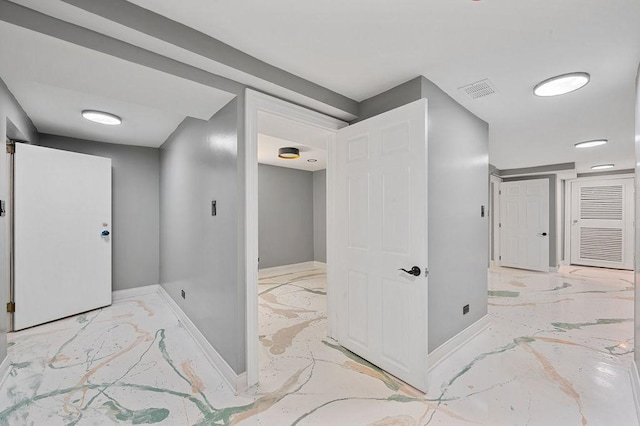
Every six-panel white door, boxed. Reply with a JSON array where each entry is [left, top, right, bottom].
[[14, 143, 112, 330], [499, 179, 549, 272], [335, 99, 428, 392]]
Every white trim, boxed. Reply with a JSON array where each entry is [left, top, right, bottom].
[[258, 261, 324, 277], [630, 361, 640, 421], [0, 355, 11, 389], [244, 89, 347, 388], [155, 286, 248, 394], [112, 284, 161, 301], [111, 285, 247, 394], [549, 267, 558, 273], [490, 175, 502, 267], [427, 315, 491, 373]]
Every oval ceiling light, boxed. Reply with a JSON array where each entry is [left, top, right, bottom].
[[533, 72, 590, 97], [82, 110, 122, 125], [307, 159, 317, 163], [591, 164, 614, 170], [575, 139, 607, 149], [278, 147, 300, 159]]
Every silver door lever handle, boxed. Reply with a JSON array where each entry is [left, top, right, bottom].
[[399, 266, 421, 276]]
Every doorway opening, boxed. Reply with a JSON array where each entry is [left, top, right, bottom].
[[244, 89, 346, 387]]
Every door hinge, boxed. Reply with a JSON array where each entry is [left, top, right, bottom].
[[499, 223, 502, 228], [6, 143, 14, 154], [499, 190, 502, 195], [499, 256, 502, 260], [6, 301, 15, 313]]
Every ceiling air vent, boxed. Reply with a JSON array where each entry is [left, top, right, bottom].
[[459, 79, 497, 99]]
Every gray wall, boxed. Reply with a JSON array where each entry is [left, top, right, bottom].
[[357, 76, 490, 352], [0, 78, 39, 366], [160, 98, 245, 374], [420, 77, 490, 352], [258, 164, 314, 269], [313, 169, 327, 263], [37, 134, 160, 290], [634, 64, 640, 368], [501, 174, 558, 269]]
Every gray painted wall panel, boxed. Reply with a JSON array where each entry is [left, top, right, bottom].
[[160, 99, 244, 374], [313, 169, 327, 263], [0, 78, 39, 365], [258, 164, 314, 269], [420, 77, 490, 352], [37, 134, 160, 290]]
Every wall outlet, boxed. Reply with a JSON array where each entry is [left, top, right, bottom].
[[463, 304, 470, 315], [181, 289, 186, 299]]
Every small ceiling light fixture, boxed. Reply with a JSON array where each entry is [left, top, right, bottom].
[[575, 139, 607, 149], [307, 159, 317, 163], [278, 147, 300, 159], [533, 72, 590, 97], [591, 164, 614, 170], [82, 110, 122, 125]]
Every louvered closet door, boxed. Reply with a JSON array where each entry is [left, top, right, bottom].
[[570, 178, 634, 270]]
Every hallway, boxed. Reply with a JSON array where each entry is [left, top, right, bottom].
[[0, 264, 636, 425]]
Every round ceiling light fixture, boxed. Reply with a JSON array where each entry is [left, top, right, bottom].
[[533, 72, 590, 97], [82, 110, 122, 125], [278, 147, 300, 159], [591, 164, 614, 170], [574, 139, 607, 149]]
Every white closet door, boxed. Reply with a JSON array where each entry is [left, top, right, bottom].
[[14, 143, 112, 330], [570, 178, 633, 270], [499, 179, 549, 272], [335, 99, 428, 392]]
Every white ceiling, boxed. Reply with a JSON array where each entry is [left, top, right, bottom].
[[257, 134, 326, 172], [257, 110, 330, 172], [0, 20, 234, 147], [125, 0, 640, 173], [2, 0, 640, 172]]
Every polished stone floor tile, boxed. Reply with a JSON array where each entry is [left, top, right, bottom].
[[0, 264, 637, 425]]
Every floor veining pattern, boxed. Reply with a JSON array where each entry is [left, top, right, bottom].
[[0, 265, 637, 425]]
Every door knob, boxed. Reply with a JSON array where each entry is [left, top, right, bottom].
[[399, 266, 421, 277], [101, 230, 110, 236], [538, 232, 547, 237]]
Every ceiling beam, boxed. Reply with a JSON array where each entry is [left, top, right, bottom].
[[60, 0, 359, 117], [0, 0, 247, 95]]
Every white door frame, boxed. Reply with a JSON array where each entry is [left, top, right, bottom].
[[244, 89, 347, 387], [490, 175, 502, 267], [564, 173, 635, 268]]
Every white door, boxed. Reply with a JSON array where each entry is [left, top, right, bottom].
[[570, 178, 634, 270], [335, 99, 428, 391], [13, 143, 112, 330], [499, 179, 549, 272]]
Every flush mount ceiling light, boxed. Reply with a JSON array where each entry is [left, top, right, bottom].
[[278, 147, 300, 159], [591, 164, 614, 170], [82, 110, 122, 125], [533, 72, 590, 97], [575, 139, 607, 149]]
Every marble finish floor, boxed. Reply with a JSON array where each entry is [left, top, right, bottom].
[[0, 264, 637, 425]]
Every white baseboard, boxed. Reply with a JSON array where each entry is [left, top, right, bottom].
[[111, 285, 247, 394], [630, 361, 640, 422], [155, 286, 247, 394], [112, 284, 161, 301], [259, 260, 325, 277], [0, 355, 11, 389], [549, 266, 559, 273], [428, 315, 491, 373]]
